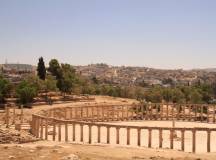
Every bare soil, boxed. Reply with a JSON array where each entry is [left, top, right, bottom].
[[0, 141, 215, 160]]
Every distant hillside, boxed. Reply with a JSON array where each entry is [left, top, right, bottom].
[[201, 68, 216, 72], [1, 64, 36, 72]]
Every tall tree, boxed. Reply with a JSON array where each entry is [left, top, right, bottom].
[[48, 59, 62, 79], [57, 64, 77, 96], [37, 57, 46, 80]]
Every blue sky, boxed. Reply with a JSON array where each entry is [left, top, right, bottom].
[[0, 0, 216, 69]]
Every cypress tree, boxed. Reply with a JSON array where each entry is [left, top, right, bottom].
[[37, 57, 46, 80]]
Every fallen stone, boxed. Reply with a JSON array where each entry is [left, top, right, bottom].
[[36, 145, 44, 150], [61, 154, 79, 160], [29, 150, 34, 153], [8, 156, 16, 159], [52, 149, 59, 153]]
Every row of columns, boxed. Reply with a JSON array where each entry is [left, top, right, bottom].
[[32, 115, 213, 153], [48, 104, 216, 123]]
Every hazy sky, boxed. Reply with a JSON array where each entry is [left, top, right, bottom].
[[0, 0, 216, 69]]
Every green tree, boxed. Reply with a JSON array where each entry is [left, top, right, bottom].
[[134, 87, 145, 100], [144, 86, 163, 103], [48, 59, 62, 79], [25, 75, 45, 92], [0, 76, 12, 103], [57, 64, 77, 96], [171, 88, 185, 103], [189, 90, 203, 104], [162, 88, 173, 102], [37, 57, 46, 80], [44, 75, 58, 93], [16, 80, 37, 106]]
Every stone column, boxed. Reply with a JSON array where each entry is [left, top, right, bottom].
[[156, 104, 160, 120], [214, 105, 216, 123], [159, 129, 163, 148], [36, 117, 40, 138], [81, 107, 83, 119], [170, 129, 174, 149], [183, 105, 186, 120], [12, 106, 15, 124], [40, 118, 43, 139], [5, 105, 9, 128], [127, 127, 130, 145], [65, 123, 68, 142], [89, 125, 92, 144], [207, 105, 209, 123], [75, 107, 77, 119], [58, 123, 61, 141], [148, 129, 152, 148], [101, 106, 104, 121], [31, 115, 35, 135], [98, 126, 101, 143], [73, 123, 76, 141], [64, 108, 67, 120], [141, 105, 144, 120], [97, 106, 99, 121], [70, 108, 73, 119], [86, 107, 89, 118], [195, 105, 198, 121], [45, 119, 48, 140], [188, 105, 191, 121], [175, 105, 178, 120], [53, 122, 56, 141], [201, 105, 204, 122], [150, 103, 153, 120], [116, 127, 120, 144], [21, 105, 24, 124], [137, 128, 141, 146], [80, 124, 83, 142], [126, 106, 129, 120], [116, 107, 119, 120], [112, 106, 115, 121], [192, 129, 196, 153], [166, 104, 169, 120], [171, 104, 174, 122], [207, 130, 211, 152], [107, 106, 109, 121], [136, 105, 139, 120], [122, 106, 124, 120], [160, 104, 163, 120], [181, 129, 185, 151], [107, 126, 110, 144]]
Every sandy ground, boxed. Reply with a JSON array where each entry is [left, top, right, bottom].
[[0, 141, 216, 160]]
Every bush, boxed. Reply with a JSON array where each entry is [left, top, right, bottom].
[[16, 80, 37, 105]]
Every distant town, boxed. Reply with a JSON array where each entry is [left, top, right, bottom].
[[1, 63, 216, 87]]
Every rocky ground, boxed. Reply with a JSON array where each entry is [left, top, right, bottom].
[[0, 128, 38, 144]]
